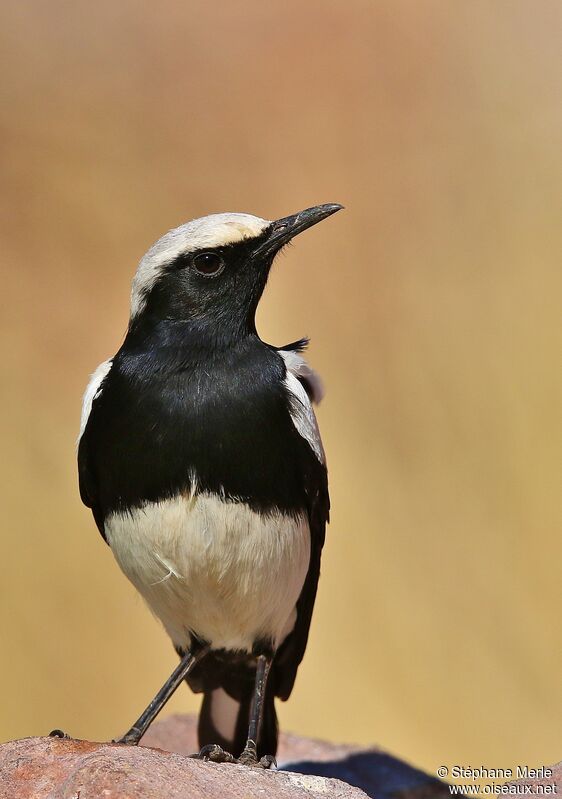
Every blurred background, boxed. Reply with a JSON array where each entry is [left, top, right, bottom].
[[1, 0, 560, 782]]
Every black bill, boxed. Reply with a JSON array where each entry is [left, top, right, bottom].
[[251, 203, 343, 260]]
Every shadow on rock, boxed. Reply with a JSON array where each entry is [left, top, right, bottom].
[[283, 751, 450, 799]]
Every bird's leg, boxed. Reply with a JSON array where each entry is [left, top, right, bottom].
[[113, 643, 208, 745], [238, 653, 275, 769]]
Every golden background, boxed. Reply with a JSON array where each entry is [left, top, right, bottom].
[[1, 0, 560, 779]]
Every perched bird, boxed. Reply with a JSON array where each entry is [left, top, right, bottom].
[[77, 203, 341, 766]]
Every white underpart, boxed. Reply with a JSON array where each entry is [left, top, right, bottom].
[[210, 687, 240, 742], [279, 352, 326, 465], [130, 213, 271, 318], [104, 493, 311, 652], [78, 358, 113, 440]]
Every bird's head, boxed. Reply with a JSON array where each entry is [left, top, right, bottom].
[[128, 204, 342, 345]]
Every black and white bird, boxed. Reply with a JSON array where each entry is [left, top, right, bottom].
[[76, 203, 341, 766]]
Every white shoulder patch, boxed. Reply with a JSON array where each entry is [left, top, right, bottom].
[[278, 349, 324, 404], [79, 359, 113, 441], [279, 350, 326, 464]]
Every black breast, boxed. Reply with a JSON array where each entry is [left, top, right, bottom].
[[80, 336, 309, 521]]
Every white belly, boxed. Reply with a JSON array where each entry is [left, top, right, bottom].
[[104, 493, 311, 652]]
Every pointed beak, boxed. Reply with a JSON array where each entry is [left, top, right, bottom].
[[251, 203, 343, 260]]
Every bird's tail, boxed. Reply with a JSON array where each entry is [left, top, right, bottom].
[[198, 685, 278, 760]]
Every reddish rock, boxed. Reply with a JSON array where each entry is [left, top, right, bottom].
[[2, 715, 557, 799], [142, 714, 453, 799], [507, 762, 562, 793], [0, 733, 369, 799]]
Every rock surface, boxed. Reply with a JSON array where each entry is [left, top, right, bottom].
[[0, 735, 368, 799], [142, 714, 452, 799], [0, 714, 558, 799], [508, 762, 562, 793]]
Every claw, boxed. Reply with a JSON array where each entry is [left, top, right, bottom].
[[49, 729, 70, 739], [112, 727, 142, 746], [192, 743, 237, 764], [189, 742, 275, 769], [238, 744, 276, 769]]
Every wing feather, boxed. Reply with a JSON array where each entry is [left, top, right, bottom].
[[273, 347, 330, 699], [78, 359, 112, 541]]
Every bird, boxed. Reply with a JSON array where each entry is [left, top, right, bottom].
[[76, 203, 342, 766]]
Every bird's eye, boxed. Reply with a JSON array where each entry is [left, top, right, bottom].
[[193, 252, 224, 276]]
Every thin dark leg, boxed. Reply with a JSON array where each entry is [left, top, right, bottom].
[[239, 654, 273, 766], [114, 644, 208, 745]]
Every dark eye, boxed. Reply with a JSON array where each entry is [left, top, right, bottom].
[[193, 252, 224, 276]]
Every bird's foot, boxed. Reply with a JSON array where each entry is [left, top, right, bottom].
[[49, 729, 71, 740], [238, 741, 276, 769], [190, 742, 275, 769], [112, 730, 142, 745], [191, 744, 238, 764]]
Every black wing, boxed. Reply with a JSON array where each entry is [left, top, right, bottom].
[[78, 426, 107, 541], [273, 466, 329, 700], [271, 368, 330, 701], [78, 363, 113, 542]]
